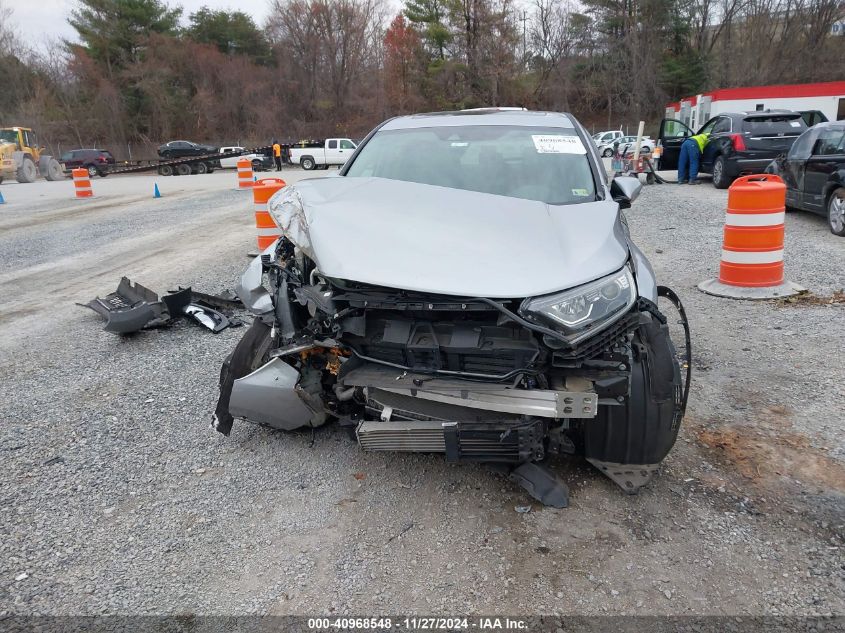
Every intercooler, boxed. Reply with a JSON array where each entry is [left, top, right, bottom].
[[356, 418, 546, 463], [356, 421, 446, 452]]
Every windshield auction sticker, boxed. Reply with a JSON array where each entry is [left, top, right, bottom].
[[531, 134, 586, 154]]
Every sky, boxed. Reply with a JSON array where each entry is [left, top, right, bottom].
[[4, 0, 274, 45]]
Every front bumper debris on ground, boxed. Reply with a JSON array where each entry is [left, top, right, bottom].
[[80, 277, 243, 334]]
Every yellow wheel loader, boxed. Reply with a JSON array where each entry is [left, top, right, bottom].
[[0, 127, 64, 184]]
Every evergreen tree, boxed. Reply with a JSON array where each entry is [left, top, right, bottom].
[[404, 0, 451, 59], [186, 7, 271, 65], [69, 0, 182, 71]]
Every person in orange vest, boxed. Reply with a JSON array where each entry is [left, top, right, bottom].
[[272, 141, 282, 171]]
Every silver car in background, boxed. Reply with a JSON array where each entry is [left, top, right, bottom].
[[213, 109, 690, 507]]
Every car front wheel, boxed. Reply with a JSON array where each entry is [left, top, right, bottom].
[[712, 156, 730, 189], [602, 148, 612, 157], [828, 188, 845, 236]]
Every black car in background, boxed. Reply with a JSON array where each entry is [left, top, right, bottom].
[[157, 140, 218, 159], [768, 121, 845, 236], [657, 111, 807, 188], [60, 148, 116, 177]]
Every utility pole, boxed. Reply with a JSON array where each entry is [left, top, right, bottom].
[[520, 10, 528, 67]]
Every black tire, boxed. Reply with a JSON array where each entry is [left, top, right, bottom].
[[195, 162, 208, 175], [711, 155, 731, 189], [158, 164, 174, 177], [16, 157, 37, 183], [175, 163, 191, 176], [44, 158, 64, 181], [86, 164, 99, 178], [602, 148, 613, 158], [252, 159, 263, 172], [827, 187, 845, 236], [301, 156, 315, 171]]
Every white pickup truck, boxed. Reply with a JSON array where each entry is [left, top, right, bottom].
[[219, 146, 271, 171], [290, 138, 357, 170]]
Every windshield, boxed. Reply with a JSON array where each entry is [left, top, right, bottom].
[[0, 130, 18, 144], [345, 125, 596, 205]]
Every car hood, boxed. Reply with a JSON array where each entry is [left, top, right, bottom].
[[271, 176, 629, 298]]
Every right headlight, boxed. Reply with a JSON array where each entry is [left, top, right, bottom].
[[268, 185, 315, 259], [520, 265, 636, 343]]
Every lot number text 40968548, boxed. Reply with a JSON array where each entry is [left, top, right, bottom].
[[307, 617, 529, 630]]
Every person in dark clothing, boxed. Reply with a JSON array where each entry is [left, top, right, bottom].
[[272, 141, 282, 171]]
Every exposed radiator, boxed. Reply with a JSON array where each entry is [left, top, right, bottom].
[[356, 419, 545, 463], [356, 421, 446, 452]]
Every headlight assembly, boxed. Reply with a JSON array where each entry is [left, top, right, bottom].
[[521, 266, 636, 343], [267, 185, 315, 260]]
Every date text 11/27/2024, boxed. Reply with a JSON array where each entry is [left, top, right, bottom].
[[307, 617, 529, 630]]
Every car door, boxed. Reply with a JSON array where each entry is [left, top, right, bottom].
[[169, 141, 189, 157], [700, 116, 730, 172], [337, 139, 356, 164], [803, 128, 845, 212], [220, 147, 239, 168], [782, 127, 817, 209], [657, 119, 694, 170], [323, 139, 341, 164]]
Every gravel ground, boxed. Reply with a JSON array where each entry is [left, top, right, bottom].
[[0, 170, 843, 617]]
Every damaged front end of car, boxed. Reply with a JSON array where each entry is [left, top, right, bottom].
[[213, 184, 690, 506]]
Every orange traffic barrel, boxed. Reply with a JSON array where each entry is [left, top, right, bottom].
[[72, 168, 93, 198], [719, 174, 786, 287], [237, 159, 253, 190], [698, 174, 802, 299], [252, 178, 286, 249]]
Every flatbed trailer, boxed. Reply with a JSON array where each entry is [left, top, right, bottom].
[[94, 140, 323, 177], [103, 145, 273, 177]]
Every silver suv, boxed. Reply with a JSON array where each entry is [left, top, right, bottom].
[[214, 109, 690, 507]]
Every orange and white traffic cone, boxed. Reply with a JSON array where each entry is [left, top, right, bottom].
[[698, 174, 803, 299], [236, 159, 253, 190], [252, 178, 286, 250], [72, 168, 94, 199]]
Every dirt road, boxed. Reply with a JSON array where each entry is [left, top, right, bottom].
[[1, 171, 842, 617]]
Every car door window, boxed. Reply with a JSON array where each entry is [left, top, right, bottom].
[[662, 121, 690, 139], [328, 140, 338, 149], [788, 129, 816, 160], [697, 119, 718, 135], [712, 117, 731, 134], [340, 140, 355, 150], [813, 129, 845, 156]]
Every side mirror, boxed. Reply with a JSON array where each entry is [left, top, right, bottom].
[[610, 176, 642, 209]]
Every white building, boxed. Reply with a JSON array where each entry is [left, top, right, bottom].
[[665, 81, 845, 130]]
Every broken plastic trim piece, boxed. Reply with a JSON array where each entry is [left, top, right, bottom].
[[81, 277, 168, 334], [82, 278, 243, 334], [184, 303, 231, 333]]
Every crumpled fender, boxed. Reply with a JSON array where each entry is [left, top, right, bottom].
[[213, 319, 273, 435], [235, 245, 276, 319]]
